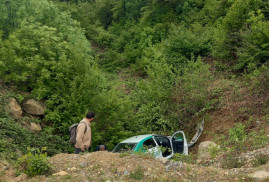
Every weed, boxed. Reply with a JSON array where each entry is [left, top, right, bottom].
[[110, 167, 117, 173], [229, 123, 247, 143], [221, 153, 245, 169], [119, 152, 131, 158], [129, 166, 144, 180], [18, 147, 51, 177], [98, 171, 105, 176], [208, 145, 222, 159], [172, 153, 196, 164], [62, 174, 72, 180], [134, 147, 155, 159], [0, 171, 6, 177], [252, 154, 269, 167], [14, 170, 21, 177]]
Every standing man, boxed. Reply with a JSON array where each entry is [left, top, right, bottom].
[[75, 111, 95, 154]]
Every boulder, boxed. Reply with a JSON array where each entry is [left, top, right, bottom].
[[52, 171, 68, 176], [15, 173, 28, 182], [249, 170, 269, 181], [198, 141, 217, 160], [8, 98, 23, 118], [30, 122, 42, 132], [23, 99, 46, 116]]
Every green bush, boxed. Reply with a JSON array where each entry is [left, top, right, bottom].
[[228, 123, 247, 143], [164, 24, 211, 67], [171, 57, 212, 125], [132, 56, 211, 132], [0, 0, 106, 132], [133, 57, 176, 131], [236, 10, 269, 71], [212, 0, 267, 70], [18, 147, 51, 177]]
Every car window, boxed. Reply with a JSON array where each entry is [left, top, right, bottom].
[[142, 138, 156, 150], [113, 143, 137, 153], [154, 136, 172, 157], [172, 132, 184, 153]]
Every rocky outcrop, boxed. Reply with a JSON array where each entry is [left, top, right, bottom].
[[23, 99, 46, 116], [30, 122, 42, 132], [15, 173, 28, 182], [52, 171, 68, 176], [198, 141, 217, 160], [8, 98, 23, 118], [249, 170, 269, 181]]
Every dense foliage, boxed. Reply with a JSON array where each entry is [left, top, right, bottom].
[[0, 0, 268, 157]]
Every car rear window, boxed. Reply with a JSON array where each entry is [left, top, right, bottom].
[[113, 143, 137, 153]]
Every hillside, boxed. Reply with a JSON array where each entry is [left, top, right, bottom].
[[1, 72, 269, 181], [0, 0, 269, 181]]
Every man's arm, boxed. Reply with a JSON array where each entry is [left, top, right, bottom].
[[76, 124, 86, 151]]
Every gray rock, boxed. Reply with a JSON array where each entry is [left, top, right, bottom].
[[23, 99, 46, 116], [80, 162, 88, 168], [3, 166, 8, 170], [165, 164, 172, 172], [159, 157, 168, 164], [256, 121, 261, 124], [249, 170, 269, 181], [8, 98, 23, 118], [198, 141, 217, 160], [30, 122, 42, 132], [15, 173, 28, 182], [123, 170, 130, 175], [173, 161, 183, 168]]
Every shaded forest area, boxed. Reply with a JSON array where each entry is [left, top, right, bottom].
[[0, 0, 268, 157]]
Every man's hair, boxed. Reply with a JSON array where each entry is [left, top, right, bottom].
[[86, 111, 95, 119]]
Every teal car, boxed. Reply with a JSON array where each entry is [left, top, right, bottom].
[[112, 119, 204, 159]]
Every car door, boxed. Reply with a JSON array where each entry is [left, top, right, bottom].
[[188, 118, 204, 147], [171, 131, 188, 155], [141, 137, 162, 158], [153, 136, 174, 159]]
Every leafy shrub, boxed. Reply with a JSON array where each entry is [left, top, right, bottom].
[[133, 58, 176, 131], [18, 147, 51, 177], [164, 24, 211, 67], [236, 10, 269, 71], [171, 57, 212, 125], [0, 115, 73, 159], [228, 123, 247, 143], [0, 0, 106, 133], [212, 0, 261, 61]]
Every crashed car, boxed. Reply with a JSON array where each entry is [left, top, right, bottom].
[[112, 119, 204, 159]]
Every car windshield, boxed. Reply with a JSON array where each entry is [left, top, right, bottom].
[[113, 143, 137, 153]]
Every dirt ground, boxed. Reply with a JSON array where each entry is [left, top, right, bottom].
[[1, 151, 259, 182], [5, 146, 269, 182]]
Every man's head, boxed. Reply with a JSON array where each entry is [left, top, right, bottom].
[[86, 111, 95, 122], [99, 145, 105, 151]]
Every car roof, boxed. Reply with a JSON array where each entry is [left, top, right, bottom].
[[120, 134, 153, 143]]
